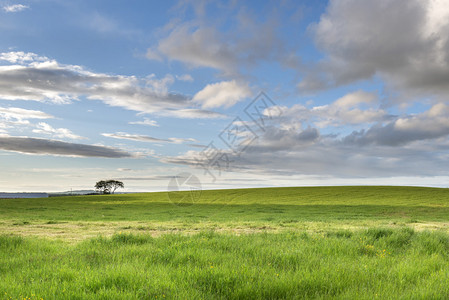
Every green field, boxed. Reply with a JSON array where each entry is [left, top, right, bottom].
[[1, 186, 449, 299]]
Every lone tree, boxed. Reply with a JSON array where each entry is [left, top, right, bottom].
[[95, 180, 124, 194]]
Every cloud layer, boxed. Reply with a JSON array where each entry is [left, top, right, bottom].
[[163, 90, 449, 179], [0, 51, 223, 118]]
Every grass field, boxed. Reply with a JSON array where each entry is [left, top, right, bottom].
[[1, 186, 449, 299]]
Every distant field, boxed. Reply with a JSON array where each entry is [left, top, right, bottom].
[[1, 186, 449, 240], [1, 186, 449, 299]]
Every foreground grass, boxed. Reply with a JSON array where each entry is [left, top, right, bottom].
[[1, 187, 449, 298], [1, 228, 449, 299], [1, 186, 449, 240]]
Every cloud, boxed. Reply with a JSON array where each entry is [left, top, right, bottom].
[[149, 24, 236, 73], [193, 80, 251, 109], [81, 12, 141, 38], [0, 106, 53, 120], [159, 108, 225, 119], [176, 74, 194, 82], [162, 129, 449, 179], [102, 132, 197, 144], [0, 52, 46, 64], [88, 12, 119, 34], [163, 90, 392, 173], [175, 0, 211, 17], [129, 118, 159, 127], [145, 49, 162, 61], [301, 0, 449, 99], [311, 91, 388, 127], [332, 91, 377, 108], [344, 103, 449, 146], [161, 93, 449, 179], [0, 106, 54, 132], [32, 122, 85, 140], [145, 74, 175, 95], [269, 90, 388, 131], [0, 51, 222, 118], [146, 13, 287, 76], [0, 136, 132, 158], [253, 126, 320, 151], [3, 4, 29, 13]]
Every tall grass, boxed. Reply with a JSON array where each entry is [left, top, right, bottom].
[[2, 187, 449, 298], [1, 228, 449, 299]]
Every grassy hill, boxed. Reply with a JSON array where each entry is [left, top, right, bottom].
[[1, 186, 449, 299], [1, 186, 449, 240]]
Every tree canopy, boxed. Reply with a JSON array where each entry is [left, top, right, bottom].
[[95, 180, 124, 194]]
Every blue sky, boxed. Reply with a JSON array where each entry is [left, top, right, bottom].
[[1, 0, 449, 192]]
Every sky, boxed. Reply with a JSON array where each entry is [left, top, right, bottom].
[[1, 0, 449, 192]]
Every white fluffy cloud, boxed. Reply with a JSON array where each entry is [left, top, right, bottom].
[[32, 122, 85, 140], [0, 106, 54, 131], [0, 52, 45, 64], [0, 106, 53, 121], [312, 91, 388, 127], [2, 4, 29, 13], [193, 80, 251, 109], [271, 90, 387, 131]]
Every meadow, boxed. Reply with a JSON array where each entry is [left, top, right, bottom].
[[1, 186, 449, 299]]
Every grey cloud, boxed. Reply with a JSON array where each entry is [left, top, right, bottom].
[[343, 103, 449, 146], [344, 122, 449, 147], [103, 133, 168, 143], [0, 52, 222, 118], [162, 137, 449, 178], [147, 13, 288, 76], [0, 60, 185, 107], [0, 136, 132, 158], [153, 25, 237, 73], [161, 100, 449, 178], [159, 108, 226, 119], [187, 143, 209, 148], [102, 132, 197, 144], [302, 0, 449, 99], [250, 126, 319, 152]]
